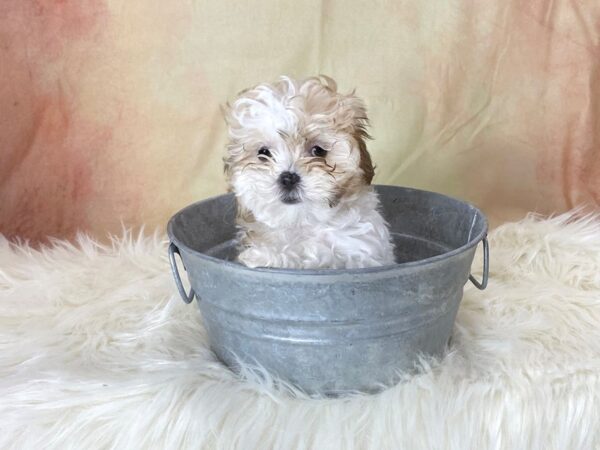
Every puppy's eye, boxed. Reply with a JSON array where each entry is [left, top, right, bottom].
[[311, 146, 327, 157], [258, 147, 272, 159]]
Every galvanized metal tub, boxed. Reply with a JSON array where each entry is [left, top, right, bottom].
[[167, 185, 488, 395]]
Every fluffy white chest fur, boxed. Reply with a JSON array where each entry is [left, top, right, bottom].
[[236, 188, 395, 269]]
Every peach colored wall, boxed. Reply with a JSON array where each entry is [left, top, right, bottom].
[[1, 0, 599, 242]]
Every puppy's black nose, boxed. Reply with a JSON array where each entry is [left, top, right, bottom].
[[278, 171, 301, 190]]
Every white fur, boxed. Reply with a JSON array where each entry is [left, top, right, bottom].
[[235, 187, 395, 269], [2, 211, 600, 448], [224, 76, 395, 269]]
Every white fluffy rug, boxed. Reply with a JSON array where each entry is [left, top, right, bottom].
[[2, 211, 600, 449]]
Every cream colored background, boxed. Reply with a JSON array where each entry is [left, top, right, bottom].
[[1, 0, 599, 241]]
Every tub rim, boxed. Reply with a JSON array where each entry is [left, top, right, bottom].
[[167, 185, 488, 277]]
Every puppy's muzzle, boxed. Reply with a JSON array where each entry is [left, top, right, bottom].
[[278, 171, 301, 191], [278, 171, 301, 204]]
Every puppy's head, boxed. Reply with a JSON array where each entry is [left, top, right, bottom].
[[223, 76, 374, 226]]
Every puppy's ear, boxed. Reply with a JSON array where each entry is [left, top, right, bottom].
[[221, 102, 239, 180], [355, 132, 374, 185], [343, 93, 374, 185]]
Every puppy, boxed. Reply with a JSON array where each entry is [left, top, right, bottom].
[[223, 76, 395, 269]]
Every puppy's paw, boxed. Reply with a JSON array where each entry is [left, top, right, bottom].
[[238, 247, 275, 268]]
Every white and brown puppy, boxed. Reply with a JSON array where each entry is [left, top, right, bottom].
[[223, 76, 395, 269]]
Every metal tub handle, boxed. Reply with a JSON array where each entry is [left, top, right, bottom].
[[468, 235, 489, 290], [168, 243, 196, 304]]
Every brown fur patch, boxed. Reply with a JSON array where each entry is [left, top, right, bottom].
[[354, 132, 374, 184], [236, 206, 256, 245]]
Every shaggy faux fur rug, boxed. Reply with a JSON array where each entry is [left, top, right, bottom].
[[2, 212, 600, 449]]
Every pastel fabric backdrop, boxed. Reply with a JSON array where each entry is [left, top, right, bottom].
[[1, 0, 599, 242]]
